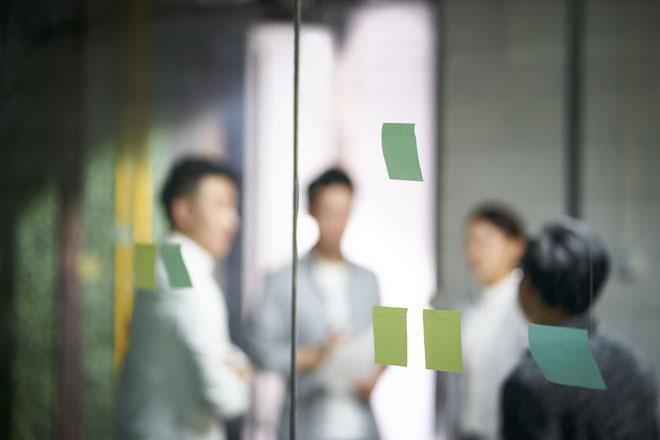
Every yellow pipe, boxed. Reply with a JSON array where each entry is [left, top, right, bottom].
[[113, 0, 151, 372], [113, 145, 152, 372]]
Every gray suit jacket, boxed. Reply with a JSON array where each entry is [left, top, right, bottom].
[[244, 252, 381, 439], [501, 315, 660, 440]]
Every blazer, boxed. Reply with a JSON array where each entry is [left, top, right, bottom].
[[244, 252, 381, 440]]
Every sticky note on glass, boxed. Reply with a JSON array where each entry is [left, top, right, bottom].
[[381, 123, 423, 181], [134, 244, 156, 291], [423, 309, 463, 373], [528, 324, 606, 390], [372, 306, 408, 367], [159, 244, 192, 288]]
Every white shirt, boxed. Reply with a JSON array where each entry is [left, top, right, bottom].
[[311, 257, 374, 439], [312, 258, 351, 333], [460, 270, 528, 440], [118, 232, 249, 440]]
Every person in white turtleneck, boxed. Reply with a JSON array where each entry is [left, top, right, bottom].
[[456, 203, 527, 440], [118, 158, 251, 440]]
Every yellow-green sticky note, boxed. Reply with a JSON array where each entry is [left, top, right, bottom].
[[528, 324, 606, 390], [372, 306, 407, 367], [134, 244, 156, 291], [159, 244, 192, 288], [423, 309, 463, 373], [381, 122, 423, 181]]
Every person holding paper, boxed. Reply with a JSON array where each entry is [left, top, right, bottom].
[[245, 168, 385, 440], [501, 218, 659, 440], [117, 158, 251, 440], [441, 203, 528, 440]]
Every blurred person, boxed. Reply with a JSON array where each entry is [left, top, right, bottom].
[[501, 218, 659, 439], [443, 203, 527, 440], [245, 168, 385, 440], [117, 158, 251, 440]]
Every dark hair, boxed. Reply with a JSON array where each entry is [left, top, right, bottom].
[[468, 202, 526, 239], [522, 218, 611, 314], [160, 157, 238, 227], [307, 167, 354, 209]]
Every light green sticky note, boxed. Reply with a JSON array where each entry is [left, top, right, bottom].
[[372, 306, 408, 367], [381, 122, 423, 181], [423, 309, 463, 373], [528, 324, 606, 390], [159, 244, 192, 288], [134, 244, 156, 291]]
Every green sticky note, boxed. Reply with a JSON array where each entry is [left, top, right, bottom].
[[381, 122, 423, 181], [159, 244, 192, 288], [134, 244, 156, 291], [372, 306, 408, 367], [423, 309, 463, 373], [528, 324, 606, 390]]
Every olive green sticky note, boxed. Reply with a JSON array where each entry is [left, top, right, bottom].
[[423, 309, 463, 373], [372, 306, 408, 367], [381, 123, 423, 181], [528, 324, 606, 390], [134, 244, 156, 291], [159, 244, 192, 288]]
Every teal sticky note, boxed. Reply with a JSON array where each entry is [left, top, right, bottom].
[[372, 306, 408, 367], [134, 244, 156, 291], [381, 123, 423, 181], [528, 324, 606, 390], [423, 309, 463, 373], [159, 244, 192, 288]]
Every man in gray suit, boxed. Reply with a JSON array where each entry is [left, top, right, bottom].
[[245, 168, 384, 440], [501, 218, 659, 439]]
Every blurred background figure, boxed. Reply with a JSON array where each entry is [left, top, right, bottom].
[[442, 203, 527, 440], [502, 218, 659, 439], [117, 158, 251, 440], [245, 168, 385, 440]]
